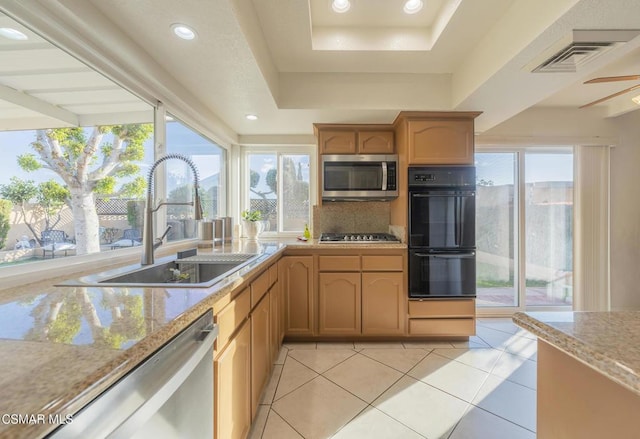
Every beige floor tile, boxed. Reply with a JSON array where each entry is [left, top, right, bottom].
[[331, 406, 424, 439], [433, 348, 503, 373], [354, 341, 405, 349], [359, 348, 429, 373], [283, 342, 317, 350], [449, 406, 535, 439], [274, 357, 318, 401], [317, 342, 355, 349], [373, 376, 469, 438], [288, 349, 357, 374], [451, 336, 491, 349], [407, 352, 488, 402], [272, 376, 367, 439], [248, 404, 270, 439], [475, 326, 519, 350], [262, 409, 303, 439], [476, 318, 521, 334], [261, 364, 283, 405], [505, 336, 538, 361], [402, 341, 454, 349], [491, 351, 537, 390], [324, 353, 403, 403], [472, 375, 537, 432], [274, 346, 289, 364]]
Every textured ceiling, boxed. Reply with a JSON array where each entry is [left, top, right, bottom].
[[1, 0, 640, 139]]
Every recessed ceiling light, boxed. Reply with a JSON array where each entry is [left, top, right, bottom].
[[245, 114, 258, 121], [332, 0, 351, 13], [171, 23, 197, 40], [403, 0, 423, 14], [0, 27, 28, 41], [632, 95, 640, 106]]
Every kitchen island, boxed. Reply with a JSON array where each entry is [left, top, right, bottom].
[[513, 311, 640, 439]]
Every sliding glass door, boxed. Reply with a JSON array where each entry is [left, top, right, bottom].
[[476, 149, 573, 311]]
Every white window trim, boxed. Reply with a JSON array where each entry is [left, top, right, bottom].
[[240, 145, 317, 236]]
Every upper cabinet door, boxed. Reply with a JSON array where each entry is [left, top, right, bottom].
[[408, 119, 474, 165], [318, 130, 356, 154], [358, 130, 394, 154]]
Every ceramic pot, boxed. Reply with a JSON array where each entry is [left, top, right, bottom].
[[242, 220, 263, 239]]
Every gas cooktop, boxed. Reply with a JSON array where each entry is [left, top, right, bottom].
[[319, 232, 400, 243]]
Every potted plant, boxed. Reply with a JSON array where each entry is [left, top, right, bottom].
[[241, 209, 263, 239]]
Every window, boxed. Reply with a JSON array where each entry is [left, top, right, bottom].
[[165, 118, 226, 241], [0, 126, 154, 265], [243, 148, 314, 234], [475, 149, 573, 310]]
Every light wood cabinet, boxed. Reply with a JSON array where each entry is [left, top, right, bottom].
[[318, 130, 356, 154], [280, 256, 315, 336], [408, 298, 476, 336], [214, 287, 250, 353], [215, 319, 251, 439], [358, 130, 394, 154], [407, 119, 474, 165], [318, 272, 362, 335], [315, 124, 395, 155], [362, 272, 404, 335], [270, 279, 280, 363], [251, 293, 270, 418]]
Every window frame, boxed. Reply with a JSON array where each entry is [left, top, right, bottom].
[[475, 146, 575, 316], [240, 145, 317, 236]]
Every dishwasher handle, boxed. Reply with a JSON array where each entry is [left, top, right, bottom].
[[109, 324, 218, 438]]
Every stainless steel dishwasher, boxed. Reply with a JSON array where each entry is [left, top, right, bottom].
[[49, 310, 217, 439]]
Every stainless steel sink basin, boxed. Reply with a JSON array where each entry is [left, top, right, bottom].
[[58, 253, 261, 288]]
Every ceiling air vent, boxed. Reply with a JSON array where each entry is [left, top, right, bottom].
[[529, 29, 640, 73]]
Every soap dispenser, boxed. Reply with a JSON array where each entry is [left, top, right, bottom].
[[303, 224, 311, 239]]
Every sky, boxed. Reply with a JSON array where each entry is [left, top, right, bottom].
[[475, 152, 573, 186], [0, 122, 222, 190]]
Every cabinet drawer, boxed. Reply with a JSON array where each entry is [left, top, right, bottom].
[[318, 255, 360, 272], [409, 299, 475, 317], [362, 255, 403, 271], [216, 287, 251, 351], [409, 318, 475, 336], [251, 270, 270, 307], [269, 263, 278, 287]]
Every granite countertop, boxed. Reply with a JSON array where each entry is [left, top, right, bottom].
[[0, 237, 406, 438], [513, 311, 640, 397]]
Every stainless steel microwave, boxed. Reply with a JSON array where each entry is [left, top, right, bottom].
[[321, 154, 398, 201]]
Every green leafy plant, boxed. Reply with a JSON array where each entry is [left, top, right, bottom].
[[241, 209, 262, 222], [0, 199, 12, 249]]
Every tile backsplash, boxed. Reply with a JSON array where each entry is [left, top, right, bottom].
[[312, 202, 391, 238]]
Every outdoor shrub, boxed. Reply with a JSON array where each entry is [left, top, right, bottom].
[[0, 199, 13, 250]]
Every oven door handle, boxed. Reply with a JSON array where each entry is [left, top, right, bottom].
[[414, 252, 475, 258], [410, 191, 476, 197]]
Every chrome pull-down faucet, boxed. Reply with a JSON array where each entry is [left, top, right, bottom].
[[142, 153, 203, 265]]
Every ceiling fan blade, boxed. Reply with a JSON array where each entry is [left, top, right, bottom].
[[580, 84, 640, 108], [584, 75, 640, 84]]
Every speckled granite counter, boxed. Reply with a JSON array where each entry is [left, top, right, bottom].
[[0, 238, 406, 439], [513, 311, 640, 396]]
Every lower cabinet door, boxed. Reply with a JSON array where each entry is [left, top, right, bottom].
[[318, 272, 361, 335], [251, 293, 271, 417], [362, 272, 405, 335], [269, 280, 280, 364], [215, 319, 251, 439]]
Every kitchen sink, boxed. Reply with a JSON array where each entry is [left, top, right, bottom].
[[58, 253, 261, 288]]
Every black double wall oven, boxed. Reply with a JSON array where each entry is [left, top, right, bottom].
[[408, 166, 476, 298]]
